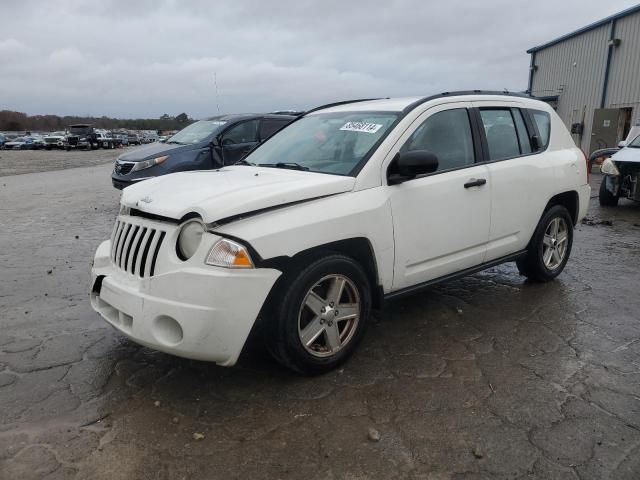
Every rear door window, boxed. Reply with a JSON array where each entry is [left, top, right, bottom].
[[512, 109, 532, 154], [530, 110, 551, 149], [224, 120, 259, 144], [259, 118, 290, 141], [479, 109, 521, 161]]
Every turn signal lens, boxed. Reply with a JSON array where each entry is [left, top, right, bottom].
[[206, 239, 254, 269]]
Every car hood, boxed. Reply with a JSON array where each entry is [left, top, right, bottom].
[[120, 166, 355, 224], [118, 141, 199, 161], [612, 147, 640, 163]]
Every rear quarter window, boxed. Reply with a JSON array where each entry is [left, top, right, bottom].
[[530, 110, 551, 149]]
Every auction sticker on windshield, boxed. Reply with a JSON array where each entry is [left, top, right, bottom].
[[340, 122, 383, 134]]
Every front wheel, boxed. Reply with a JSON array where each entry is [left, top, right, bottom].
[[517, 205, 574, 282], [265, 254, 371, 375]]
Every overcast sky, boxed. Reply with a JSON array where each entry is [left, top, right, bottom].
[[0, 0, 636, 119]]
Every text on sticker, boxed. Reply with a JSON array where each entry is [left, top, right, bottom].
[[340, 122, 383, 134]]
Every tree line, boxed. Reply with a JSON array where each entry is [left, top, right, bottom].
[[0, 111, 194, 132]]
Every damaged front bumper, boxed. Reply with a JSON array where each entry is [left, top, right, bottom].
[[602, 162, 640, 201], [90, 237, 281, 366]]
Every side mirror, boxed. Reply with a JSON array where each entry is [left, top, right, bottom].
[[618, 140, 627, 148], [389, 150, 439, 185], [209, 137, 225, 166], [210, 135, 222, 148]]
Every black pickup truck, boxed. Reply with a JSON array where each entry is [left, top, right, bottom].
[[64, 124, 99, 150]]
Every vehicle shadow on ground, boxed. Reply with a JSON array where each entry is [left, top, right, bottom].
[[95, 264, 575, 430]]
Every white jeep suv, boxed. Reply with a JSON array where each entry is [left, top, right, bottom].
[[91, 92, 590, 374]]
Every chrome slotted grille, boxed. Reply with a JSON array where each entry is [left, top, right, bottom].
[[114, 161, 134, 175], [110, 219, 166, 277]]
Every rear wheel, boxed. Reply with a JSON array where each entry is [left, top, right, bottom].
[[517, 205, 573, 282], [265, 254, 371, 375], [599, 177, 619, 206]]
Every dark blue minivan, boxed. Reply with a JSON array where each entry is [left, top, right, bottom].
[[111, 113, 297, 189]]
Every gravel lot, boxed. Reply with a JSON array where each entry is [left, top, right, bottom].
[[0, 147, 127, 177], [1, 158, 639, 479]]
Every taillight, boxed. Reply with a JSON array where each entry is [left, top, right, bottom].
[[581, 149, 589, 184]]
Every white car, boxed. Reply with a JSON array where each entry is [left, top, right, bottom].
[[4, 136, 29, 149], [95, 131, 116, 149], [44, 131, 66, 150], [600, 131, 640, 205], [91, 92, 590, 374]]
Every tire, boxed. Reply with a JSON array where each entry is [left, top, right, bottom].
[[517, 205, 574, 282], [599, 177, 619, 207], [265, 254, 371, 375]]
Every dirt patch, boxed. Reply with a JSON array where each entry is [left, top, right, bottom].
[[0, 148, 127, 177]]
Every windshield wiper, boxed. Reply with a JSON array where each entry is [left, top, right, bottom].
[[259, 162, 309, 171], [166, 140, 184, 145], [234, 159, 256, 166]]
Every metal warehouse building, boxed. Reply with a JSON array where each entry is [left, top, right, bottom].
[[527, 4, 640, 154]]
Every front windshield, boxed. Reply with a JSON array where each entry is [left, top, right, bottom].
[[628, 134, 640, 148], [69, 126, 90, 134], [167, 120, 227, 145], [246, 111, 399, 175]]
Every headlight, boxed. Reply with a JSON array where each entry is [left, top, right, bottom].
[[601, 158, 620, 176], [177, 220, 205, 260], [206, 238, 254, 269], [131, 155, 169, 172]]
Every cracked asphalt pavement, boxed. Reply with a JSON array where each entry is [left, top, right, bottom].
[[1, 155, 639, 479]]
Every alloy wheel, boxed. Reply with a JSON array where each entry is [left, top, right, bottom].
[[297, 274, 361, 358], [542, 217, 569, 270]]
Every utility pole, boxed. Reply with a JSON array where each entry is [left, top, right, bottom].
[[213, 72, 221, 114]]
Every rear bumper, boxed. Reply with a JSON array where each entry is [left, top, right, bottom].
[[90, 240, 281, 366], [577, 183, 591, 223]]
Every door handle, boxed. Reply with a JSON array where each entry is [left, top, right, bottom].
[[464, 178, 487, 188]]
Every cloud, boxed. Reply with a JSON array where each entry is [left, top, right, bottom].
[[0, 0, 635, 118]]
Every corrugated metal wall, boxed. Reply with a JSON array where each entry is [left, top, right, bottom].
[[606, 13, 640, 124], [530, 10, 640, 152]]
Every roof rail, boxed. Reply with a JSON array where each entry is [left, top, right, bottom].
[[402, 90, 532, 114], [304, 98, 383, 115], [270, 110, 305, 116]]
